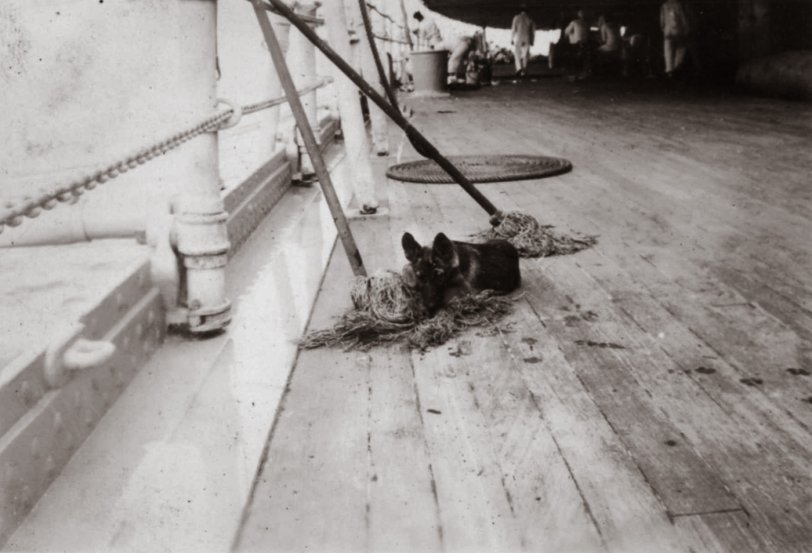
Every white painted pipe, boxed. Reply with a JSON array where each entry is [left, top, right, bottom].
[[217, 0, 291, 190], [348, 0, 390, 156], [322, 0, 379, 212], [286, 1, 321, 179]]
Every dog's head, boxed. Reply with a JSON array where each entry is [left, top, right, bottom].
[[401, 232, 459, 313]]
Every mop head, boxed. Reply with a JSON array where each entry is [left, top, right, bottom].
[[484, 211, 597, 258], [299, 271, 514, 351]]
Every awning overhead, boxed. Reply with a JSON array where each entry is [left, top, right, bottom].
[[423, 0, 663, 29]]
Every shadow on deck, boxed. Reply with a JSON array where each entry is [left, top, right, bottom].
[[236, 80, 812, 553]]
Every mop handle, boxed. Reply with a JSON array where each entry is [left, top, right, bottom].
[[261, 0, 501, 219]]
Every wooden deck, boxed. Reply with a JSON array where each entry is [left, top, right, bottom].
[[234, 80, 812, 553]]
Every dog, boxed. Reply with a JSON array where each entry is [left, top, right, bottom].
[[401, 232, 521, 314]]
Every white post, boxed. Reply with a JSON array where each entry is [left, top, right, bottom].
[[170, 0, 231, 333], [374, 10, 393, 155], [0, 0, 230, 332], [322, 0, 379, 213], [216, 0, 291, 188], [347, 1, 390, 156], [0, 1, 208, 247], [286, 1, 322, 181]]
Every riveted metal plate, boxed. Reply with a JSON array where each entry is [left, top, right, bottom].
[[0, 280, 165, 545], [0, 350, 48, 439]]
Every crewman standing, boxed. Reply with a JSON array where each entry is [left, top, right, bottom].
[[511, 7, 536, 76], [413, 11, 443, 50]]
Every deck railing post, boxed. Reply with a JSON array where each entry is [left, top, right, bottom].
[[171, 0, 231, 333], [349, 1, 390, 156], [216, 0, 290, 183], [286, 1, 321, 181], [322, 0, 379, 213]]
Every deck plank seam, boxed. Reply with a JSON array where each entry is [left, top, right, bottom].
[[405, 348, 446, 549], [659, 300, 812, 437], [669, 507, 749, 520], [628, 251, 812, 433], [509, 322, 609, 550]]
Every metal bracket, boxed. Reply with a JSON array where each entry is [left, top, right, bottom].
[[214, 98, 243, 130], [44, 324, 116, 389]]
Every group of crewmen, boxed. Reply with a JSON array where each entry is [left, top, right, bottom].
[[551, 0, 699, 79], [411, 0, 699, 83]]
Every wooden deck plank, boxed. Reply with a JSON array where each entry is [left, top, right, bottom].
[[392, 165, 607, 552], [518, 262, 741, 516], [420, 168, 743, 520], [409, 343, 523, 552], [672, 510, 773, 553], [366, 345, 444, 553], [496, 299, 703, 553], [415, 165, 690, 553], [408, 97, 810, 551], [358, 181, 446, 553], [501, 166, 812, 429], [239, 80, 811, 553], [407, 94, 810, 551], [453, 87, 812, 297], [386, 168, 524, 551], [472, 167, 810, 551], [569, 246, 812, 447], [572, 248, 812, 458], [536, 258, 811, 550], [237, 171, 443, 551]]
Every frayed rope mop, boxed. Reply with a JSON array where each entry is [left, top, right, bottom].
[[300, 212, 596, 351], [299, 272, 514, 351]]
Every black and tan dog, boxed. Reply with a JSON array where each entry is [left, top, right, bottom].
[[401, 232, 521, 314]]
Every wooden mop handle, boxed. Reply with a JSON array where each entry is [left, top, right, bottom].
[[260, 0, 501, 219]]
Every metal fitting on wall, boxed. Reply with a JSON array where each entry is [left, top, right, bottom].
[[173, 195, 232, 333]]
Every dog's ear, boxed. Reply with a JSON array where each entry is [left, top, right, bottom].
[[432, 233, 458, 268], [402, 232, 422, 263]]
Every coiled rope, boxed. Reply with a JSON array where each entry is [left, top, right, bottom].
[[300, 271, 516, 351]]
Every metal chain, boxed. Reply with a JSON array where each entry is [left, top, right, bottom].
[[0, 77, 333, 235], [243, 76, 332, 114]]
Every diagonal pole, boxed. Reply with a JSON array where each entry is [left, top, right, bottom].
[[250, 0, 366, 277]]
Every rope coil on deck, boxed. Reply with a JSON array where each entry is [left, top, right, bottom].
[[300, 271, 516, 350], [0, 77, 333, 234], [386, 155, 573, 184]]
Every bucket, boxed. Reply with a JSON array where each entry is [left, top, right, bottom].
[[411, 49, 450, 97]]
